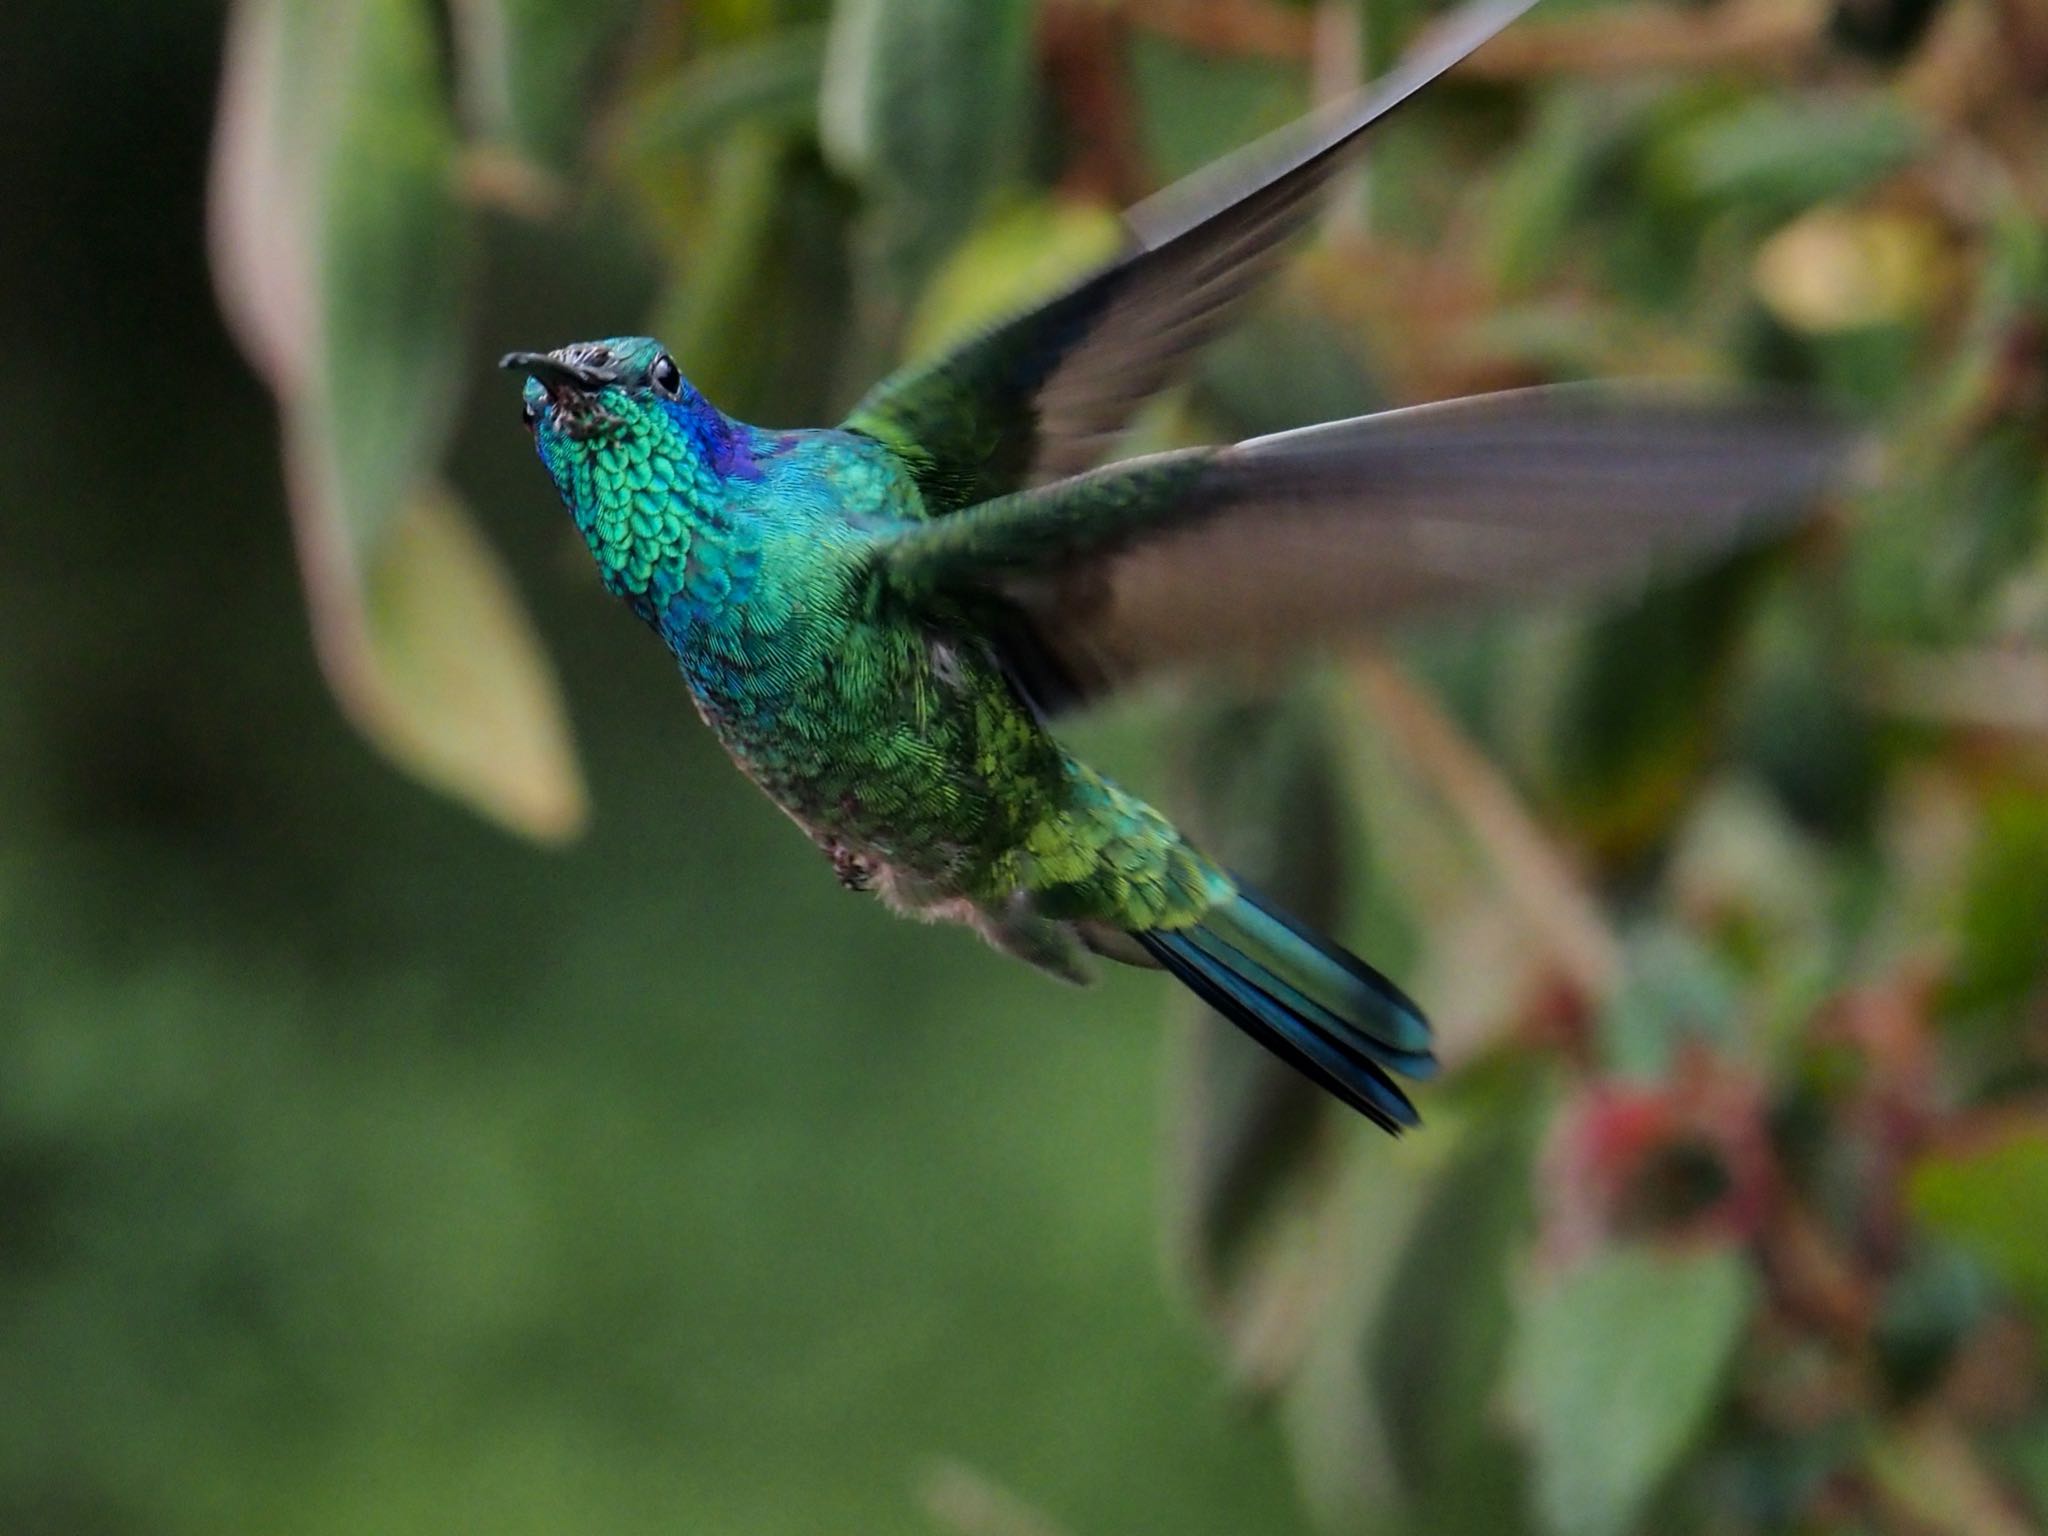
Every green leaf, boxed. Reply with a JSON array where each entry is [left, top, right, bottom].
[[1507, 1245, 1754, 1536], [1909, 1122, 2048, 1321], [1161, 691, 1360, 1388], [1829, 0, 1954, 60], [1651, 96, 1925, 218], [819, 0, 1035, 301], [1946, 787, 2048, 1027], [210, 2, 350, 388], [1543, 554, 1765, 861], [210, 0, 585, 841], [359, 487, 589, 842], [1866, 1416, 2037, 1536], [1481, 87, 1611, 295], [655, 128, 794, 400], [1597, 928, 1741, 1080], [620, 24, 827, 161], [1874, 1243, 1996, 1404], [1363, 1083, 1541, 1528], [1192, 295, 1385, 441], [1851, 428, 2048, 645], [214, 0, 467, 557], [903, 199, 1124, 365], [450, 0, 644, 169], [1730, 596, 1884, 844], [1126, 32, 1303, 185], [314, 0, 471, 559], [651, 129, 858, 425]]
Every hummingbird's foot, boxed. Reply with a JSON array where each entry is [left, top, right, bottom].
[[829, 842, 877, 893]]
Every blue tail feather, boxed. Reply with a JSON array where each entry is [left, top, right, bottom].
[[1136, 885, 1435, 1135], [1181, 925, 1438, 1083], [1222, 884, 1433, 1056]]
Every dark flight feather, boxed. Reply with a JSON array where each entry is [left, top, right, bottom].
[[841, 0, 1541, 511], [877, 387, 1848, 707]]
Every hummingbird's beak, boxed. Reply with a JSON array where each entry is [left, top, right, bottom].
[[499, 351, 610, 392]]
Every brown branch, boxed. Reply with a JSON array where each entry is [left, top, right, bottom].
[[1459, 0, 1829, 79], [1353, 651, 1625, 1006], [454, 144, 566, 221], [920, 1462, 1075, 1536], [1860, 647, 2048, 739], [1865, 1411, 2037, 1536], [1106, 0, 1316, 62], [1108, 0, 1828, 75], [1041, 3, 1150, 205]]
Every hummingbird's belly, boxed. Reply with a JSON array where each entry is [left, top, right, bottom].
[[683, 625, 1063, 893]]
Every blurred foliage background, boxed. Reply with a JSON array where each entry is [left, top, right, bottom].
[[6, 0, 2048, 1532]]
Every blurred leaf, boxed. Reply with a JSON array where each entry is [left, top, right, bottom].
[[1651, 95, 1925, 217], [1866, 1413, 2037, 1536], [210, 0, 584, 840], [1363, 1083, 1541, 1528], [314, 10, 470, 559], [358, 487, 587, 841], [1754, 206, 1954, 334], [1481, 86, 1610, 294], [1998, 1426, 2048, 1527], [213, 0, 468, 556], [1857, 428, 2048, 642], [653, 131, 858, 424], [451, 0, 643, 169], [1977, 206, 2048, 330], [1357, 0, 1430, 79], [1507, 1245, 1754, 1536], [1193, 295, 1385, 440], [819, 0, 1035, 302], [1546, 556, 1763, 861], [1597, 928, 1740, 1080], [1909, 1121, 2048, 1320], [1874, 1242, 1996, 1403], [657, 128, 791, 396], [1356, 652, 1625, 1007], [621, 24, 827, 161], [1829, 0, 1954, 58], [903, 199, 1124, 364], [210, 2, 344, 388], [919, 1460, 1075, 1536], [1731, 599, 1884, 843], [1163, 692, 1356, 1388], [1126, 32, 1303, 184], [1945, 787, 2048, 1027]]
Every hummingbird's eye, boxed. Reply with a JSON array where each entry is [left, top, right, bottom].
[[650, 354, 683, 399], [521, 400, 538, 432]]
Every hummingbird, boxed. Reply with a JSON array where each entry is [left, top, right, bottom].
[[503, 0, 1843, 1133]]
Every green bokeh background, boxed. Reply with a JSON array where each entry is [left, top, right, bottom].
[[9, 2, 2048, 1535], [1, 9, 1305, 1533]]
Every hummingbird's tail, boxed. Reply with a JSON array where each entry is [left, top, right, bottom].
[[1135, 886, 1436, 1134]]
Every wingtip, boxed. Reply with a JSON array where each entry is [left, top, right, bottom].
[[1125, 0, 1545, 249]]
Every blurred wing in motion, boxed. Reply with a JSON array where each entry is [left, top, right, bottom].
[[841, 0, 1540, 512], [875, 388, 1849, 712]]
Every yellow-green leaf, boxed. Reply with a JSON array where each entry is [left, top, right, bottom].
[[1909, 1122, 2048, 1320], [210, 0, 585, 840], [355, 487, 587, 843], [903, 200, 1124, 363], [1508, 1245, 1754, 1536], [1754, 207, 1953, 335], [450, 0, 643, 170]]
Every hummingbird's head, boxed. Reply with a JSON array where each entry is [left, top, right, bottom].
[[500, 335, 689, 448], [500, 336, 761, 605]]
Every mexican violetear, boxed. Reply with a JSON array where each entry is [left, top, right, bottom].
[[502, 0, 1845, 1133]]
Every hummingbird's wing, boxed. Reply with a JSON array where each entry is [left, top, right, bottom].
[[840, 0, 1539, 513], [872, 388, 1849, 712]]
